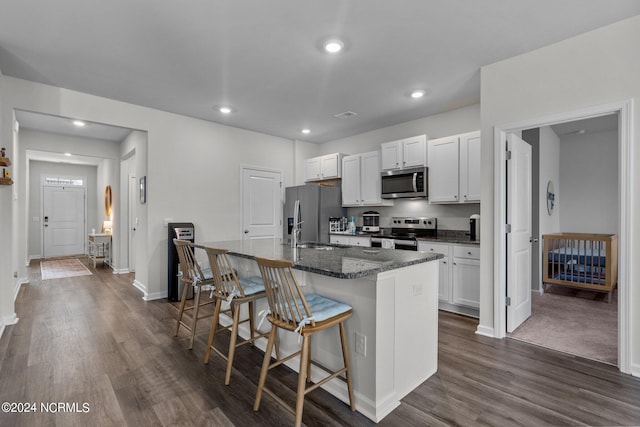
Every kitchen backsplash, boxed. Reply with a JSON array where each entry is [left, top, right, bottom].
[[346, 199, 479, 231]]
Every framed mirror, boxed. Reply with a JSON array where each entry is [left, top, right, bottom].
[[105, 185, 113, 217], [546, 180, 555, 215]]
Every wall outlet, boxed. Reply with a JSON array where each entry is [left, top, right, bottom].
[[355, 331, 366, 357]]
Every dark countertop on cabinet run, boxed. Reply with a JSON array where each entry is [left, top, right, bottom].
[[196, 238, 442, 279], [416, 230, 480, 246]]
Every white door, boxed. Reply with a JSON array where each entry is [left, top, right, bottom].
[[241, 167, 282, 239], [43, 186, 86, 257], [460, 131, 482, 202], [380, 140, 402, 171], [128, 175, 137, 272], [360, 151, 382, 204], [428, 136, 459, 203], [506, 133, 532, 332], [402, 135, 427, 168]]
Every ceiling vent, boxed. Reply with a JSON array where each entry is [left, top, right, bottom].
[[333, 111, 358, 119]]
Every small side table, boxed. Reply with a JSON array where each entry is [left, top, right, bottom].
[[88, 233, 111, 268]]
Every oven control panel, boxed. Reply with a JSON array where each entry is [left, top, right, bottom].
[[391, 217, 436, 229]]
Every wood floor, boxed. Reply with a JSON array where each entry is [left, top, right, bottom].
[[1, 258, 639, 426]]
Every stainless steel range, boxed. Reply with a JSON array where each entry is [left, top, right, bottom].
[[371, 217, 437, 251]]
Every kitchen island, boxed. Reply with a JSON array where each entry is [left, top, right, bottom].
[[195, 238, 442, 422]]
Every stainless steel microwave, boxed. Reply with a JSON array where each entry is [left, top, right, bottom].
[[381, 167, 428, 199]]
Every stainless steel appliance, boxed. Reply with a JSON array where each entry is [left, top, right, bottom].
[[284, 185, 345, 244], [362, 211, 380, 232], [381, 167, 428, 199], [371, 217, 437, 251], [469, 214, 480, 241], [168, 222, 195, 302]]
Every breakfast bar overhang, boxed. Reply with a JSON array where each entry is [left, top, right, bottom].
[[196, 239, 442, 422]]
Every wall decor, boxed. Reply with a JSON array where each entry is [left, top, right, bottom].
[[105, 185, 113, 217], [140, 176, 147, 204], [546, 180, 555, 215]]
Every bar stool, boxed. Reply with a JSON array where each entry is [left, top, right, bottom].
[[253, 257, 355, 427], [173, 239, 216, 349], [203, 247, 278, 385]]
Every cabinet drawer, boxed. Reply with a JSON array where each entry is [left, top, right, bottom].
[[418, 242, 449, 255], [350, 236, 371, 247], [453, 245, 480, 259]]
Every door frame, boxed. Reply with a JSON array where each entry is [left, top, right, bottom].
[[493, 99, 633, 374], [239, 165, 283, 239]]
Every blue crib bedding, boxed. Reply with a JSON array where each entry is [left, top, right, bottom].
[[547, 246, 607, 267]]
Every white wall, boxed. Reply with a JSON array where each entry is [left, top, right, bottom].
[[0, 75, 296, 305], [27, 160, 98, 258], [480, 15, 640, 373], [320, 104, 482, 230], [559, 129, 618, 233], [537, 126, 561, 291]]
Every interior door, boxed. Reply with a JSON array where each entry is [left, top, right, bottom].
[[507, 133, 533, 332], [241, 167, 282, 239], [43, 186, 86, 257]]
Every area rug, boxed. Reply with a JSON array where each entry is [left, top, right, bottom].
[[508, 286, 617, 365], [40, 258, 93, 280]]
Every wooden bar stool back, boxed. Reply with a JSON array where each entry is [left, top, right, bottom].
[[254, 257, 355, 427], [203, 247, 278, 385], [173, 239, 216, 349]]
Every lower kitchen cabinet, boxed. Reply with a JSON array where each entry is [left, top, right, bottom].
[[329, 235, 371, 247], [418, 241, 479, 318]]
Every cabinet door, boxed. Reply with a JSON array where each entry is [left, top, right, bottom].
[[341, 155, 361, 206], [452, 257, 480, 308], [428, 136, 460, 203], [330, 235, 349, 245], [305, 157, 322, 181], [460, 131, 481, 202], [321, 153, 340, 179], [439, 257, 450, 302], [381, 141, 402, 171], [359, 151, 382, 205], [402, 134, 427, 168]]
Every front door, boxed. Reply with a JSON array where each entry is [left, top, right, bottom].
[[43, 186, 86, 257], [507, 133, 533, 332], [241, 167, 282, 239]]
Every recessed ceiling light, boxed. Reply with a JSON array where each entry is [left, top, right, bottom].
[[73, 120, 86, 127], [324, 39, 344, 54], [410, 90, 426, 99], [301, 129, 311, 134], [219, 106, 232, 114], [64, 153, 72, 156]]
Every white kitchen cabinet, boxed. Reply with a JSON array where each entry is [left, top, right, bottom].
[[341, 151, 393, 207], [417, 241, 479, 317], [428, 130, 480, 204], [305, 153, 345, 181], [418, 242, 450, 302], [459, 131, 481, 202], [452, 245, 480, 309], [380, 135, 427, 171], [330, 235, 371, 247]]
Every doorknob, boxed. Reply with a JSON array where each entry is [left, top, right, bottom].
[[529, 237, 539, 243], [244, 230, 249, 234]]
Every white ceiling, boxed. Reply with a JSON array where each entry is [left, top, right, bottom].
[[16, 111, 132, 142], [1, 1, 639, 143]]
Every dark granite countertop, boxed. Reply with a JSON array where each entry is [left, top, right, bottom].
[[195, 238, 442, 279], [416, 230, 480, 246]]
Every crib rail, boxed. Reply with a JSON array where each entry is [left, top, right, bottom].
[[542, 233, 618, 300]]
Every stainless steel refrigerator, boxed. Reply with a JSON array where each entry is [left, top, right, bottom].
[[283, 185, 345, 244]]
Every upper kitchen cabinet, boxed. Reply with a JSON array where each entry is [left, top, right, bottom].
[[428, 131, 480, 204], [342, 151, 393, 207], [380, 134, 427, 171], [304, 153, 346, 182]]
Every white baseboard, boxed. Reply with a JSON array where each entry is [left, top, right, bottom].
[[133, 280, 166, 301], [475, 324, 495, 338], [132, 279, 146, 295], [111, 268, 130, 275], [14, 278, 28, 301], [630, 362, 640, 378]]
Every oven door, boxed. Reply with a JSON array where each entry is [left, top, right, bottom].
[[371, 238, 395, 249], [381, 167, 427, 199], [393, 239, 418, 251]]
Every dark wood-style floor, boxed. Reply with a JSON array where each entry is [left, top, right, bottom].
[[1, 258, 639, 426]]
